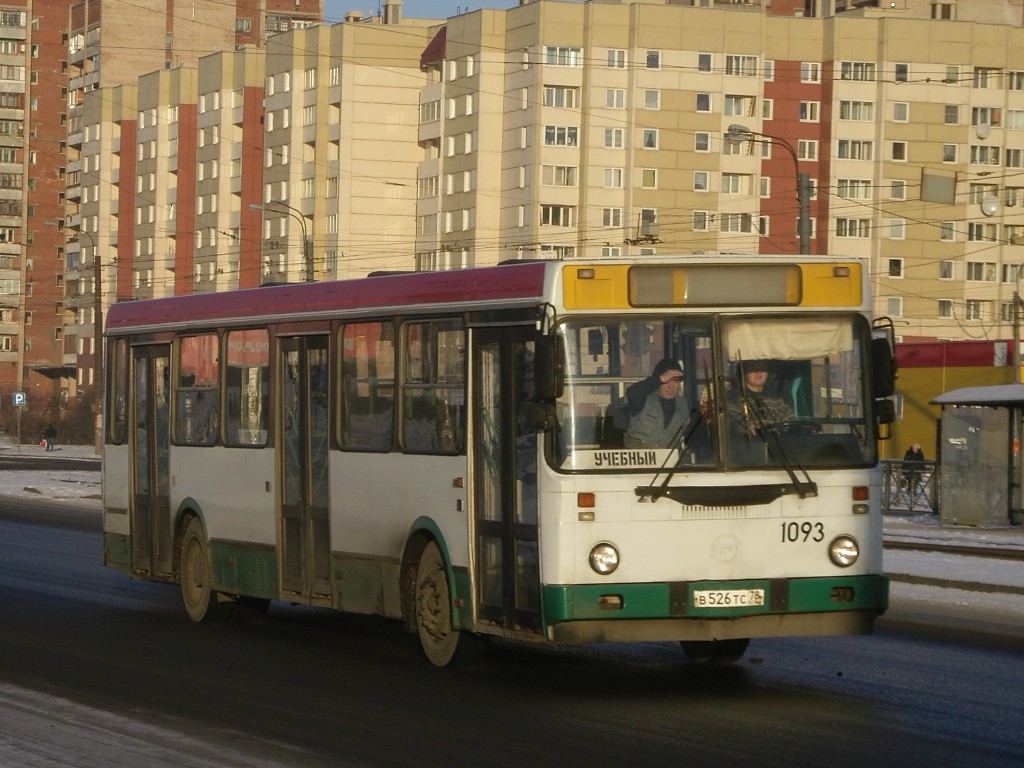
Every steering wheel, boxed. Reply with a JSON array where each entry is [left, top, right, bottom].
[[772, 419, 821, 436]]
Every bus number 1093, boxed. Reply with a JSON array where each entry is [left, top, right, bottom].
[[781, 521, 825, 543]]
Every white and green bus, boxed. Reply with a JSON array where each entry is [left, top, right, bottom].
[[101, 256, 895, 665]]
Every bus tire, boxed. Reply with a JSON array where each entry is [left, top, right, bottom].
[[180, 516, 221, 623], [414, 540, 472, 667], [680, 638, 749, 665]]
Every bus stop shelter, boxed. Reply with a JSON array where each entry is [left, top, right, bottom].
[[931, 384, 1024, 527]]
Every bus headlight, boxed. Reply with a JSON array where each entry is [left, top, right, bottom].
[[589, 543, 620, 575], [829, 535, 859, 567]]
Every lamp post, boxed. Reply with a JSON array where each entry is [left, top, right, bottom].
[[249, 201, 313, 282], [724, 123, 812, 255]]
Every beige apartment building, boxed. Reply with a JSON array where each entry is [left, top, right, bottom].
[[0, 0, 328, 435], [50, 0, 1024, 421]]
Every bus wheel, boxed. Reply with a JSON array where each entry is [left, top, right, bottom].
[[180, 516, 220, 623], [680, 638, 749, 665], [414, 540, 467, 666]]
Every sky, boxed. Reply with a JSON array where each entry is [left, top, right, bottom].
[[323, 0, 546, 25]]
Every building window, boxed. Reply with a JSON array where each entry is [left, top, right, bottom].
[[642, 129, 658, 149], [837, 140, 873, 160], [725, 54, 757, 76], [938, 300, 953, 318], [890, 180, 907, 200], [543, 125, 578, 146], [645, 50, 661, 70], [604, 128, 623, 148], [797, 140, 818, 160], [607, 49, 626, 68], [800, 62, 820, 83], [889, 220, 906, 240], [839, 101, 875, 121], [939, 225, 955, 244], [544, 46, 582, 67], [840, 61, 876, 81], [942, 144, 958, 163], [887, 297, 903, 317], [888, 258, 904, 277], [696, 93, 711, 112], [799, 101, 820, 122], [965, 300, 985, 320], [540, 205, 576, 227], [643, 90, 660, 110], [603, 168, 623, 188], [693, 171, 709, 192], [891, 141, 908, 161], [695, 132, 710, 152], [966, 261, 996, 281], [605, 89, 624, 109], [944, 105, 959, 124], [939, 259, 954, 278], [893, 102, 909, 122], [543, 85, 578, 108], [641, 169, 657, 189], [836, 218, 870, 238], [697, 52, 712, 72], [602, 208, 622, 227], [693, 211, 709, 231]]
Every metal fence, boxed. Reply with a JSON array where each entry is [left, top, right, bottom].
[[880, 459, 937, 515]]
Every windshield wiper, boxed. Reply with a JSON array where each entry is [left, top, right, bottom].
[[635, 407, 705, 503], [742, 389, 818, 500]]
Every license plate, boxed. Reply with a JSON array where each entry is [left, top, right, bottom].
[[692, 588, 765, 608]]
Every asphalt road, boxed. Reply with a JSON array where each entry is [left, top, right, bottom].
[[1, 500, 1022, 767]]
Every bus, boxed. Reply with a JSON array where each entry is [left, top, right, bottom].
[[101, 256, 895, 666]]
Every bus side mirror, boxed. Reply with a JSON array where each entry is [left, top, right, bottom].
[[534, 335, 564, 401], [871, 337, 896, 398], [875, 398, 896, 426]]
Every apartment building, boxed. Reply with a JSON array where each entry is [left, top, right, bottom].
[[36, 0, 1024, 426], [0, 0, 321, 432]]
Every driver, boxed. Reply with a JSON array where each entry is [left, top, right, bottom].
[[725, 359, 794, 436]]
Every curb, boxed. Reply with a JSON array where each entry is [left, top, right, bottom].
[[887, 572, 1021, 595]]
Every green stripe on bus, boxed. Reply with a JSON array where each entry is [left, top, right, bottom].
[[542, 575, 889, 622]]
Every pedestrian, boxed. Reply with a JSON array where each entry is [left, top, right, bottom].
[[902, 442, 925, 493], [43, 424, 57, 452]]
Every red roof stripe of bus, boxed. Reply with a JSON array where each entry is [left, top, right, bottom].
[[896, 340, 1011, 368], [105, 262, 550, 332]]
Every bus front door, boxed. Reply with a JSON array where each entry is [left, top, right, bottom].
[[278, 336, 331, 600], [130, 345, 172, 578], [473, 327, 541, 633]]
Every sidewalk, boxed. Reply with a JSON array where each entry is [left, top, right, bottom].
[[884, 513, 1024, 594]]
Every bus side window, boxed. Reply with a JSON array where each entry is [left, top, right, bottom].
[[224, 328, 269, 447], [175, 333, 220, 446], [340, 321, 395, 452], [400, 320, 464, 455], [109, 338, 128, 445]]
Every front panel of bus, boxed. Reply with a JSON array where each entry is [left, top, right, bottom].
[[531, 262, 888, 643]]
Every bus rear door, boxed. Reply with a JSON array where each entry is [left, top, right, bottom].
[[472, 327, 541, 633], [130, 344, 173, 578], [277, 335, 331, 600]]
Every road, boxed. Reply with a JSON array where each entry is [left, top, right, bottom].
[[1, 500, 1022, 767]]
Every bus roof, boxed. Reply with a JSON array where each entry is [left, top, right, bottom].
[[104, 261, 551, 335]]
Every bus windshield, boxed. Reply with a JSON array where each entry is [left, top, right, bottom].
[[552, 315, 874, 472]]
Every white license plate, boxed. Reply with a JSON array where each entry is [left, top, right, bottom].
[[692, 588, 765, 608]]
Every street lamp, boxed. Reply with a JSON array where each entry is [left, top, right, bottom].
[[724, 123, 812, 255], [249, 200, 313, 282]]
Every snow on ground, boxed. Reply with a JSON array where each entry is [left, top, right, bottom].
[[0, 441, 101, 504]]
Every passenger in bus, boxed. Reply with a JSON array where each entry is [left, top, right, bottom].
[[623, 358, 691, 449], [725, 359, 795, 436]]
